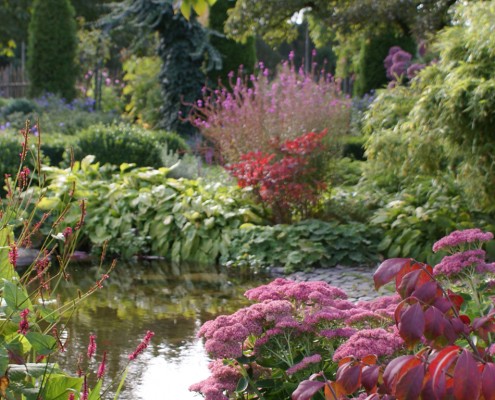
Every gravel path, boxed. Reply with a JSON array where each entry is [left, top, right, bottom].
[[271, 264, 395, 302]]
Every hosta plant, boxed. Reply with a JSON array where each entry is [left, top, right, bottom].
[[192, 228, 495, 400]]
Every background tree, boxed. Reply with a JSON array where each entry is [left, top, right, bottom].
[[105, 0, 220, 136], [207, 0, 256, 85], [27, 0, 78, 100], [0, 0, 33, 62]]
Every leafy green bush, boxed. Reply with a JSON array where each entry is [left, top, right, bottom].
[[369, 176, 495, 265], [27, 0, 78, 100], [121, 55, 162, 128], [39, 158, 266, 261], [0, 98, 39, 117], [75, 123, 189, 168], [0, 132, 22, 191], [223, 219, 381, 272]]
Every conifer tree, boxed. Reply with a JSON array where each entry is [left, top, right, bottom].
[[27, 0, 78, 100]]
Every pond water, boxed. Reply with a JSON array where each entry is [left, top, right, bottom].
[[55, 261, 269, 399]]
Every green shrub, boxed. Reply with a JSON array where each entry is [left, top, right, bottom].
[[40, 133, 79, 167], [27, 0, 78, 100], [223, 219, 381, 272], [0, 132, 22, 188], [353, 30, 415, 97], [75, 123, 189, 168], [369, 176, 495, 265], [0, 98, 39, 117]]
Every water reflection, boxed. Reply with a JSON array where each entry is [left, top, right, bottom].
[[56, 261, 268, 399]]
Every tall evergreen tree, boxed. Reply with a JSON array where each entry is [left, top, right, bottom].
[[27, 0, 78, 100]]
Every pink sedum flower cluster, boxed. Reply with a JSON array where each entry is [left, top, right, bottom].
[[192, 278, 403, 399], [332, 327, 404, 361], [432, 228, 494, 253]]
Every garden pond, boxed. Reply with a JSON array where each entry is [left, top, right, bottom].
[[55, 261, 269, 399]]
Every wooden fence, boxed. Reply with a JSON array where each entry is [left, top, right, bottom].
[[0, 65, 29, 98]]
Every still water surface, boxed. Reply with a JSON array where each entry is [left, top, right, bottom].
[[56, 261, 268, 399]]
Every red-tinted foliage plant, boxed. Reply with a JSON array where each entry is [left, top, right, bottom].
[[294, 228, 495, 400], [226, 129, 328, 223]]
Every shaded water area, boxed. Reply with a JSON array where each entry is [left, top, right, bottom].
[[55, 261, 269, 399]]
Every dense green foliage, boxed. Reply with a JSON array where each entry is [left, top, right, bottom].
[[121, 55, 162, 128], [40, 158, 265, 262], [107, 0, 220, 135], [208, 0, 256, 84], [223, 219, 380, 272], [370, 177, 495, 265], [353, 31, 415, 96], [27, 0, 78, 100], [75, 123, 189, 168], [363, 1, 495, 211]]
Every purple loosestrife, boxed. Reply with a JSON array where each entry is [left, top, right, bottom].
[[87, 334, 96, 359], [432, 228, 494, 253], [333, 328, 404, 361], [128, 330, 154, 360], [8, 242, 17, 268]]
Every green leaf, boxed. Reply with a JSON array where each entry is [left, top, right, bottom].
[[25, 332, 57, 356], [235, 376, 249, 392], [3, 281, 32, 311], [0, 227, 17, 281], [88, 378, 103, 400], [41, 374, 83, 400]]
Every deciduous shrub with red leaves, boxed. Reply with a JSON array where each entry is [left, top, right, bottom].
[[226, 129, 328, 223], [190, 228, 495, 400]]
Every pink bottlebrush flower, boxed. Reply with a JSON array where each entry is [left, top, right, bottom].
[[95, 274, 109, 289], [18, 308, 29, 335], [63, 227, 73, 240], [68, 392, 75, 400], [433, 249, 488, 277], [81, 375, 88, 400], [17, 166, 30, 189], [286, 354, 322, 376], [128, 330, 154, 360], [432, 229, 494, 253], [97, 351, 107, 380], [333, 328, 404, 361], [87, 334, 97, 359], [8, 242, 18, 268]]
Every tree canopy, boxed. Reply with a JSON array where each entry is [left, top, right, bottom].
[[224, 0, 457, 46]]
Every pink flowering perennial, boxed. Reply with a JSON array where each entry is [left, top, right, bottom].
[[286, 354, 322, 376], [433, 249, 495, 276], [432, 229, 493, 253], [129, 330, 154, 360]]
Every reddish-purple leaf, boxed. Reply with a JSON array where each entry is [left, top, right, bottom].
[[429, 346, 459, 397], [395, 261, 432, 291], [292, 380, 326, 400], [398, 303, 425, 345], [373, 258, 412, 290], [336, 363, 362, 394], [473, 315, 495, 342], [361, 365, 379, 392], [396, 364, 425, 400], [398, 269, 435, 299], [424, 306, 444, 340], [411, 281, 439, 304], [383, 355, 418, 393], [447, 290, 464, 311], [482, 363, 495, 400], [453, 350, 481, 400]]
